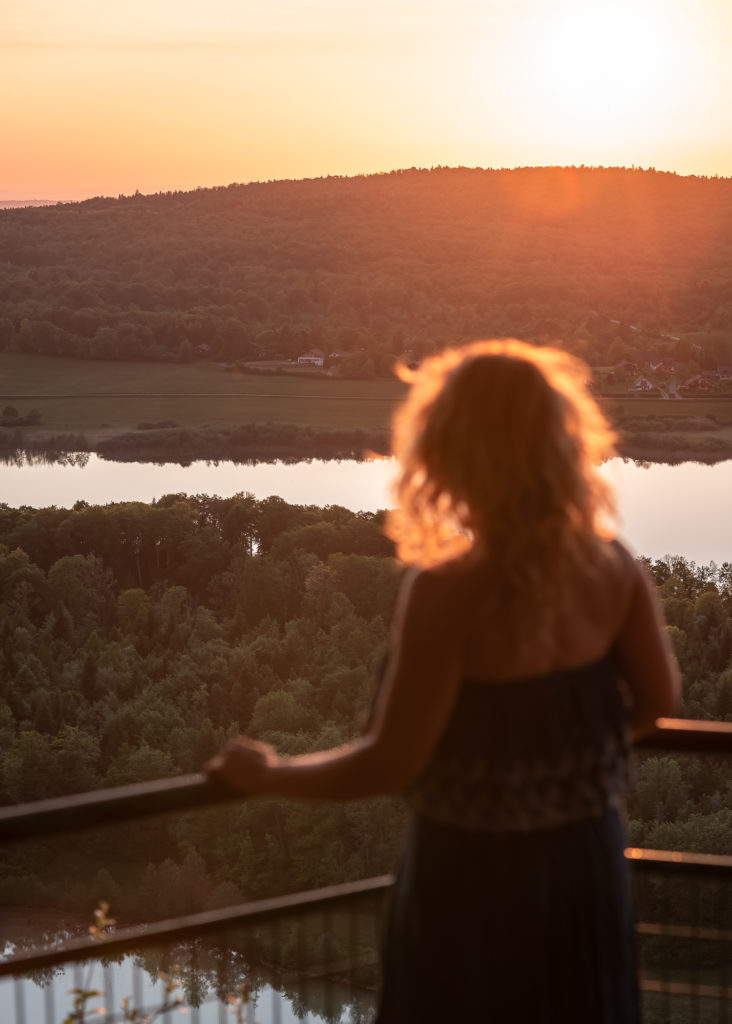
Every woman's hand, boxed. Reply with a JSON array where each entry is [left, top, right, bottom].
[[205, 736, 277, 795]]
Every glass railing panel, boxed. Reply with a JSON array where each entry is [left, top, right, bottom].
[[635, 859, 732, 1023], [0, 896, 386, 1024]]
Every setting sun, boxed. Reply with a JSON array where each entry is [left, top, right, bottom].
[[513, 1, 701, 152]]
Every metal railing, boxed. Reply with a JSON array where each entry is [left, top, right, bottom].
[[1, 717, 729, 844], [0, 717, 730, 1023]]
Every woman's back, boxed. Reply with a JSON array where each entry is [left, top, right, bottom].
[[442, 539, 636, 683]]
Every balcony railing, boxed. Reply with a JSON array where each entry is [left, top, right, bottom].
[[0, 717, 730, 1023]]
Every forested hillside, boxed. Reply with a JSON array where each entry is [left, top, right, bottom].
[[0, 495, 731, 920], [1, 167, 731, 374]]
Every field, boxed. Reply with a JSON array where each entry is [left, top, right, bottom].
[[2, 353, 732, 459], [608, 396, 732, 424], [0, 352, 406, 438]]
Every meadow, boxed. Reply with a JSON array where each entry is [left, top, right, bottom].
[[0, 352, 406, 438]]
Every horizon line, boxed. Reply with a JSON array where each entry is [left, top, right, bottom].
[[3, 162, 732, 207]]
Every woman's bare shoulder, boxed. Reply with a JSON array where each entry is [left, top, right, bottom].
[[606, 537, 640, 570], [604, 538, 646, 594], [394, 558, 478, 630]]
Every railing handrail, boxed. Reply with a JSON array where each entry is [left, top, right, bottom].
[[637, 717, 732, 752], [0, 718, 730, 844], [0, 773, 237, 843]]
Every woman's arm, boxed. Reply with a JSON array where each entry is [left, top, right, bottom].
[[206, 568, 465, 799], [612, 555, 682, 740]]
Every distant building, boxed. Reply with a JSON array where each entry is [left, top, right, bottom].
[[298, 348, 325, 367], [680, 374, 715, 393]]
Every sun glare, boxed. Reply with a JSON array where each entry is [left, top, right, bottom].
[[526, 2, 684, 144]]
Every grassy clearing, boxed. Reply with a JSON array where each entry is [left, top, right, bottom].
[[0, 352, 405, 435]]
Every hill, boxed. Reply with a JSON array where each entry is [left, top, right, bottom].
[[0, 166, 730, 375]]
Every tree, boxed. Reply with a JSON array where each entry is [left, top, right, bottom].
[[2, 730, 56, 802], [629, 756, 691, 824], [47, 554, 114, 638], [50, 725, 101, 795], [105, 744, 177, 786], [117, 588, 153, 635], [248, 689, 317, 740]]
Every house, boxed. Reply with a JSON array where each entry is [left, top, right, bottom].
[[717, 365, 732, 381], [298, 348, 325, 367], [680, 374, 715, 393], [629, 377, 654, 392]]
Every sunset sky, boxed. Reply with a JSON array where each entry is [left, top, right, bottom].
[[3, 0, 731, 201]]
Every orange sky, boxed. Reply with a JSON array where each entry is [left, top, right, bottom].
[[2, 0, 731, 200]]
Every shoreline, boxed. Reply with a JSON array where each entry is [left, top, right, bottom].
[[2, 428, 732, 468]]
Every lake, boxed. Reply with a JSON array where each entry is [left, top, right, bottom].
[[1, 452, 731, 565]]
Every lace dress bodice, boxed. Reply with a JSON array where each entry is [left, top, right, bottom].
[[407, 656, 630, 832]]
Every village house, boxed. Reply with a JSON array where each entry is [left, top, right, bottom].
[[297, 348, 325, 367], [680, 374, 716, 393]]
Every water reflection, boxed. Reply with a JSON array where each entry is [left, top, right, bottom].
[[0, 449, 91, 468], [0, 452, 397, 517], [0, 952, 373, 1024], [0, 452, 730, 565]]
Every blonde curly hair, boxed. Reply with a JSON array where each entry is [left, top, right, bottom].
[[386, 340, 618, 626]]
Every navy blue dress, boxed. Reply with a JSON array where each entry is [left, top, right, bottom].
[[376, 657, 640, 1023]]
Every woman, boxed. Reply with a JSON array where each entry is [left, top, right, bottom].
[[208, 339, 680, 1022]]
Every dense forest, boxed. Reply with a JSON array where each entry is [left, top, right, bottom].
[[1, 167, 731, 375], [0, 495, 730, 925]]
